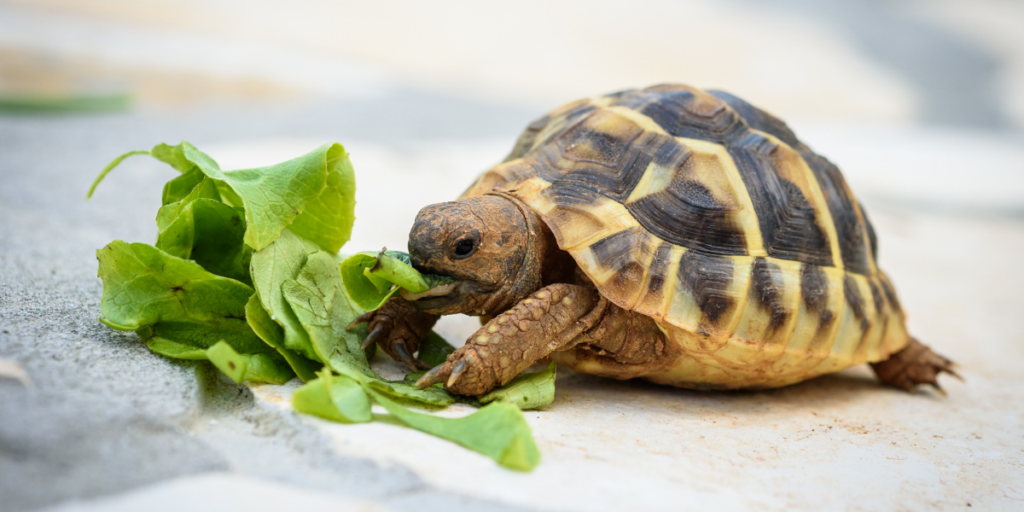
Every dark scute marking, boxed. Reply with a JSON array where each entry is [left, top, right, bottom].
[[678, 180, 729, 210], [503, 114, 550, 162], [708, 90, 805, 150], [800, 264, 829, 315], [529, 145, 570, 184], [868, 279, 886, 316], [751, 257, 789, 332], [556, 113, 643, 168], [879, 275, 903, 313], [524, 104, 599, 163], [646, 242, 674, 296], [609, 85, 748, 143], [625, 139, 747, 256], [817, 309, 835, 333], [843, 274, 870, 331], [589, 227, 654, 294], [547, 129, 667, 204], [728, 132, 833, 266], [590, 228, 642, 267], [802, 151, 872, 274], [862, 202, 879, 263], [679, 251, 735, 325]]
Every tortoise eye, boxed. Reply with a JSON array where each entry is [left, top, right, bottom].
[[452, 238, 476, 259]]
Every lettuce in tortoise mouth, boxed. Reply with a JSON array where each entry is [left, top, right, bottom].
[[340, 249, 456, 311]]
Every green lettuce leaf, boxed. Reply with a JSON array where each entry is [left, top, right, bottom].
[[96, 241, 257, 347], [341, 250, 455, 311], [89, 141, 356, 253], [244, 294, 321, 382], [95, 240, 292, 383], [177, 142, 353, 252], [365, 388, 540, 471], [155, 177, 252, 285], [249, 229, 322, 361], [480, 362, 557, 411], [292, 370, 372, 423]]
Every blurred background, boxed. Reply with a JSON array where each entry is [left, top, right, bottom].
[[3, 0, 1024, 128], [3, 2, 1024, 511], [2, 0, 1022, 234]]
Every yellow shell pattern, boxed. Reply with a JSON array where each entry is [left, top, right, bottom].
[[462, 84, 909, 389]]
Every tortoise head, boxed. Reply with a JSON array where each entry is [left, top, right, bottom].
[[406, 194, 544, 316]]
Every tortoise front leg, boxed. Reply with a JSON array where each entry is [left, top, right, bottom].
[[416, 283, 607, 396], [349, 297, 438, 370]]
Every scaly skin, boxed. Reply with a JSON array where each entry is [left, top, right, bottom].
[[349, 297, 438, 370], [870, 338, 961, 394], [417, 283, 606, 395]]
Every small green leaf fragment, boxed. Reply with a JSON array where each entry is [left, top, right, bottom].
[[145, 337, 209, 359], [144, 337, 294, 385], [366, 388, 540, 471], [292, 371, 371, 423], [480, 362, 557, 411], [340, 251, 454, 311], [206, 341, 247, 382]]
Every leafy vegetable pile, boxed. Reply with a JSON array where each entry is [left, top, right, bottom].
[[89, 142, 554, 471]]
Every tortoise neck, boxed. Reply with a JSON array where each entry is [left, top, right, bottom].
[[477, 192, 551, 315]]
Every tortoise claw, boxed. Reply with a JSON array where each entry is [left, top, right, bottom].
[[446, 360, 467, 388], [347, 311, 376, 331], [415, 364, 447, 389], [360, 324, 385, 349], [946, 366, 965, 382], [393, 342, 419, 370]]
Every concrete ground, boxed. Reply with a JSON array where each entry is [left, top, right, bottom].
[[1, 1, 1023, 511]]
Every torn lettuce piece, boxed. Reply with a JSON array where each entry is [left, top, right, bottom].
[[245, 294, 321, 382], [205, 340, 294, 384], [480, 362, 557, 411], [292, 370, 372, 423], [365, 388, 540, 471], [249, 229, 322, 361], [155, 177, 252, 285], [145, 338, 293, 385], [96, 240, 293, 383], [341, 250, 455, 311], [281, 251, 369, 374], [89, 140, 355, 253]]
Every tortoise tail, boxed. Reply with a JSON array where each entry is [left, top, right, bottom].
[[870, 338, 961, 395]]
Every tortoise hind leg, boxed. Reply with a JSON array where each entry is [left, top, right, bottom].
[[870, 338, 960, 394]]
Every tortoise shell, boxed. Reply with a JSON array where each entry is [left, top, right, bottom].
[[462, 84, 909, 389]]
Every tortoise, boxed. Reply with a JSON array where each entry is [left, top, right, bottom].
[[352, 83, 957, 396]]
